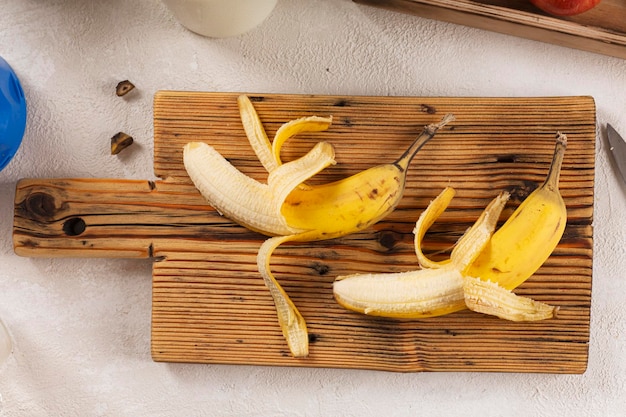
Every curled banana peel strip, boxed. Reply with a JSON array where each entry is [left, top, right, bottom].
[[334, 133, 568, 321], [184, 95, 454, 357], [237, 94, 334, 174], [257, 234, 309, 357], [463, 277, 557, 321]]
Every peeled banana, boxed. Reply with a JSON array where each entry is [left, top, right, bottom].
[[334, 133, 568, 321], [184, 95, 454, 357], [333, 187, 558, 321], [333, 188, 510, 318], [231, 95, 456, 242], [416, 132, 568, 291]]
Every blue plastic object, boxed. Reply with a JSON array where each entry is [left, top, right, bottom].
[[0, 56, 27, 172]]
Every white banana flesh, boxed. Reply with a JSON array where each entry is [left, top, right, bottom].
[[183, 140, 335, 236], [334, 268, 465, 318]]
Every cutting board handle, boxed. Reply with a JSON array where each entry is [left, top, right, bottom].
[[12, 177, 231, 259]]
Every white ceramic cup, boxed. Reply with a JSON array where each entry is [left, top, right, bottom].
[[162, 0, 278, 38]]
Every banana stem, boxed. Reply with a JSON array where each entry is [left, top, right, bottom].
[[542, 132, 568, 192], [394, 113, 455, 172]]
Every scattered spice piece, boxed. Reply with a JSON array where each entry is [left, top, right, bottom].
[[115, 80, 135, 97], [111, 132, 134, 155]]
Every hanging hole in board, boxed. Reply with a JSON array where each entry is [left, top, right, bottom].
[[63, 217, 86, 236]]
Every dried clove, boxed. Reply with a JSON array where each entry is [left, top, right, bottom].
[[111, 132, 134, 155]]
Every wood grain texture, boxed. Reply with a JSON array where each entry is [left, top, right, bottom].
[[14, 92, 595, 373], [354, 0, 626, 60]]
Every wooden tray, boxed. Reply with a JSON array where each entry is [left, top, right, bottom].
[[354, 0, 626, 59], [13, 92, 595, 373]]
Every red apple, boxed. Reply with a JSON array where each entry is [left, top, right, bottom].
[[529, 0, 601, 16]]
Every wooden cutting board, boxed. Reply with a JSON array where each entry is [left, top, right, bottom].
[[13, 92, 595, 373]]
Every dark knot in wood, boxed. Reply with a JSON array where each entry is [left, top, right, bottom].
[[506, 180, 538, 203], [21, 192, 57, 220], [378, 230, 402, 251], [420, 103, 437, 114], [310, 261, 330, 276]]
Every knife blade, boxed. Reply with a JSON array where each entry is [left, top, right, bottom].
[[607, 124, 626, 184]]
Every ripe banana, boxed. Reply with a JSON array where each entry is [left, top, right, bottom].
[[334, 133, 568, 321], [333, 187, 558, 320], [416, 132, 569, 291], [184, 95, 454, 357], [233, 95, 456, 241]]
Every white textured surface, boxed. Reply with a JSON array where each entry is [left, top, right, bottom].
[[1, 0, 626, 415]]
